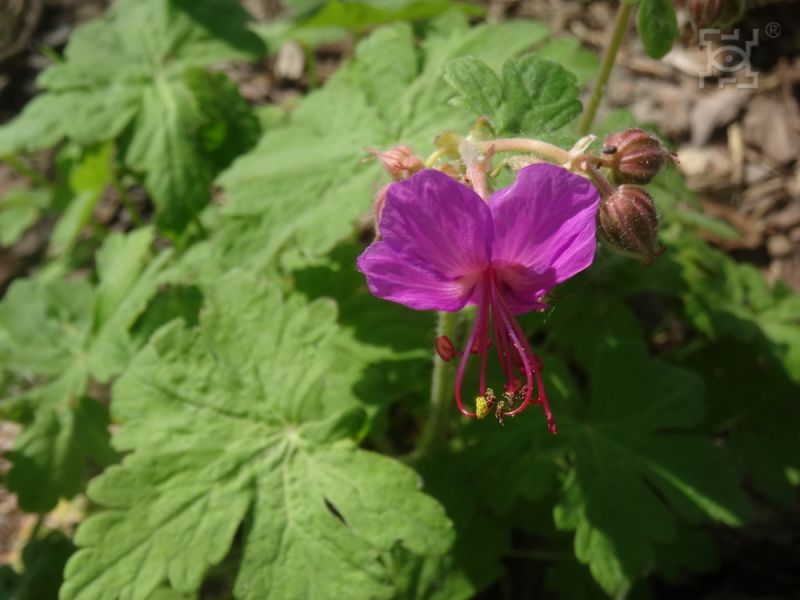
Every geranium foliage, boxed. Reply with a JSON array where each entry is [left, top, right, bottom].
[[0, 1, 797, 600]]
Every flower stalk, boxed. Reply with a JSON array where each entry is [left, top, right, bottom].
[[577, 1, 633, 134], [413, 310, 461, 458], [474, 138, 571, 165]]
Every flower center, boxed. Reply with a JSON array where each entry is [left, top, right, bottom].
[[437, 269, 556, 432]]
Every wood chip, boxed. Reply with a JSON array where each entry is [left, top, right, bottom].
[[743, 96, 800, 166], [767, 204, 800, 231], [690, 87, 750, 146], [275, 41, 305, 82], [767, 234, 794, 258]]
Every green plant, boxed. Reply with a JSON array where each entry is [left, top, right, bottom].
[[0, 3, 797, 599]]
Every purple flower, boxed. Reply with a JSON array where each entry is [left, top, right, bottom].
[[357, 163, 600, 431]]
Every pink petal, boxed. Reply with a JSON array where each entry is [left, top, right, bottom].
[[489, 163, 599, 310], [379, 169, 492, 280], [357, 242, 477, 311]]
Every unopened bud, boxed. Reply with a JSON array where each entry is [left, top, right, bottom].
[[688, 0, 745, 28], [598, 185, 664, 266], [602, 128, 672, 185], [370, 145, 424, 180]]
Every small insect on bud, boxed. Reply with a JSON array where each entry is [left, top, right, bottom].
[[598, 185, 664, 266], [688, 0, 745, 29], [435, 336, 457, 362], [601, 128, 673, 185], [370, 145, 424, 181]]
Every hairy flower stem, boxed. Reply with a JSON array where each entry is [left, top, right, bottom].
[[412, 310, 460, 459], [475, 139, 571, 165], [583, 163, 616, 198], [578, 1, 633, 135]]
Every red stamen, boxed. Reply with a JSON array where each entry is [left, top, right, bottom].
[[454, 279, 491, 417], [448, 267, 556, 432]]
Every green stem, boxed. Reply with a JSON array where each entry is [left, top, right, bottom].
[[303, 43, 318, 90], [192, 214, 208, 238], [114, 181, 144, 227], [411, 310, 460, 460], [577, 1, 634, 135], [109, 154, 144, 227], [3, 155, 50, 187]]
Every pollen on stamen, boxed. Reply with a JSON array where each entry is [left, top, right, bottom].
[[475, 396, 490, 419], [475, 388, 495, 419]]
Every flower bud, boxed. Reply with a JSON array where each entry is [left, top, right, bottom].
[[370, 145, 424, 180], [601, 128, 672, 184], [598, 185, 664, 265], [688, 0, 745, 29]]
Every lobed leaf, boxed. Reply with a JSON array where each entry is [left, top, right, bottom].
[[553, 340, 751, 596], [0, 0, 263, 233], [444, 53, 582, 138], [61, 272, 453, 600], [0, 229, 168, 511], [202, 18, 548, 275]]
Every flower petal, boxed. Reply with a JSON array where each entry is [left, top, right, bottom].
[[379, 169, 492, 279], [489, 163, 599, 308], [357, 242, 476, 311]]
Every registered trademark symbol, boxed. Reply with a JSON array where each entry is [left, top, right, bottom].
[[765, 22, 781, 38]]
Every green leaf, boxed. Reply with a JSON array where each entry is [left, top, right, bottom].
[[553, 340, 751, 597], [190, 20, 547, 275], [218, 241, 436, 441], [443, 57, 503, 117], [5, 394, 114, 513], [125, 69, 259, 232], [49, 143, 112, 256], [636, 0, 678, 59], [690, 340, 800, 508], [0, 531, 74, 600], [296, 0, 483, 32], [0, 186, 50, 246], [386, 455, 511, 600], [0, 0, 262, 233], [652, 524, 719, 582], [677, 238, 800, 381], [444, 53, 582, 138], [0, 228, 168, 511], [450, 354, 579, 515], [534, 37, 599, 87], [61, 272, 453, 600], [497, 55, 582, 136]]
